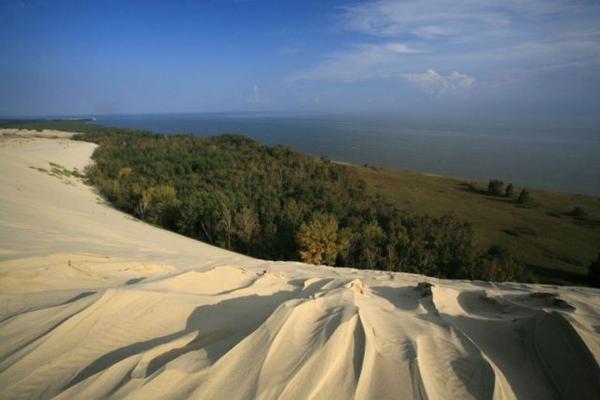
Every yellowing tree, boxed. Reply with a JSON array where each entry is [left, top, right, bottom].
[[136, 186, 156, 219], [135, 184, 178, 225], [117, 166, 133, 180], [297, 213, 340, 265]]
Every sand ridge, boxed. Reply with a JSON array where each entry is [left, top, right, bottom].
[[1, 135, 599, 399]]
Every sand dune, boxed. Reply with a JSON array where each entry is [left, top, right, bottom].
[[1, 133, 599, 399]]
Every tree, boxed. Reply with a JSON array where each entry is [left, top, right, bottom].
[[432, 215, 475, 278], [234, 206, 260, 253], [588, 253, 600, 287], [385, 242, 399, 271], [471, 245, 527, 282], [219, 206, 234, 250], [505, 183, 514, 197], [568, 206, 587, 220], [297, 213, 340, 265], [517, 189, 531, 205], [335, 227, 354, 266], [135, 186, 155, 220], [177, 191, 229, 244], [358, 221, 386, 269], [488, 179, 504, 196], [177, 192, 202, 238], [151, 184, 179, 227]]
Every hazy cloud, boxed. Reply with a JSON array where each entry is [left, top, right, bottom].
[[247, 83, 269, 105], [403, 69, 475, 95], [292, 42, 423, 82], [338, 0, 595, 39]]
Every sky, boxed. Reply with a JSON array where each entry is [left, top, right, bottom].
[[1, 0, 600, 118]]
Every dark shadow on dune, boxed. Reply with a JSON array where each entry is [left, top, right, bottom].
[[295, 278, 335, 296], [0, 295, 100, 368], [145, 329, 235, 377], [439, 310, 600, 399], [456, 290, 511, 317], [288, 278, 306, 287], [352, 315, 366, 382], [372, 286, 443, 326], [106, 363, 138, 398], [0, 291, 97, 325], [502, 292, 576, 312], [450, 356, 495, 400], [65, 289, 298, 389], [209, 275, 263, 296], [440, 313, 553, 399], [125, 277, 145, 285], [534, 311, 600, 399], [65, 277, 332, 390], [59, 291, 96, 305]]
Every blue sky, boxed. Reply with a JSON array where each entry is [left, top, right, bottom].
[[1, 0, 599, 118]]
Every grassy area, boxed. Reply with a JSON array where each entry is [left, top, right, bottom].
[[30, 162, 85, 183], [352, 165, 600, 284]]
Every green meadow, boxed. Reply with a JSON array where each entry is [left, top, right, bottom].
[[353, 165, 600, 284]]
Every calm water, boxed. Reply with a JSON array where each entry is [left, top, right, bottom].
[[94, 113, 600, 196]]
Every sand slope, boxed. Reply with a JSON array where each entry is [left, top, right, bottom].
[[1, 134, 599, 399]]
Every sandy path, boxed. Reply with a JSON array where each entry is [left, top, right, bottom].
[[1, 134, 599, 399]]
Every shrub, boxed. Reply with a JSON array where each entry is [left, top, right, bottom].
[[505, 183, 514, 197], [567, 206, 588, 220], [588, 253, 600, 287], [517, 189, 531, 205], [488, 179, 504, 196], [468, 245, 529, 282], [503, 228, 520, 237]]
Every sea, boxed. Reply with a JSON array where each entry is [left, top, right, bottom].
[[91, 112, 600, 196]]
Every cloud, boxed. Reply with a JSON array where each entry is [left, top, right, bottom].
[[292, 0, 600, 88], [247, 83, 269, 105], [340, 0, 507, 39], [338, 0, 595, 39], [403, 69, 475, 94], [336, 0, 600, 65], [292, 42, 423, 82]]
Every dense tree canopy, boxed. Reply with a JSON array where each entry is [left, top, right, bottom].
[[71, 127, 528, 281]]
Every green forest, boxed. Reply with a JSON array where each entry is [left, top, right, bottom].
[[13, 119, 585, 282], [17, 124, 522, 282]]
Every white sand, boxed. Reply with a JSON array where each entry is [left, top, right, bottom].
[[1, 133, 599, 399]]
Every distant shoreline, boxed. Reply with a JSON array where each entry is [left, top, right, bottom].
[[2, 116, 600, 196], [90, 114, 600, 196]]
